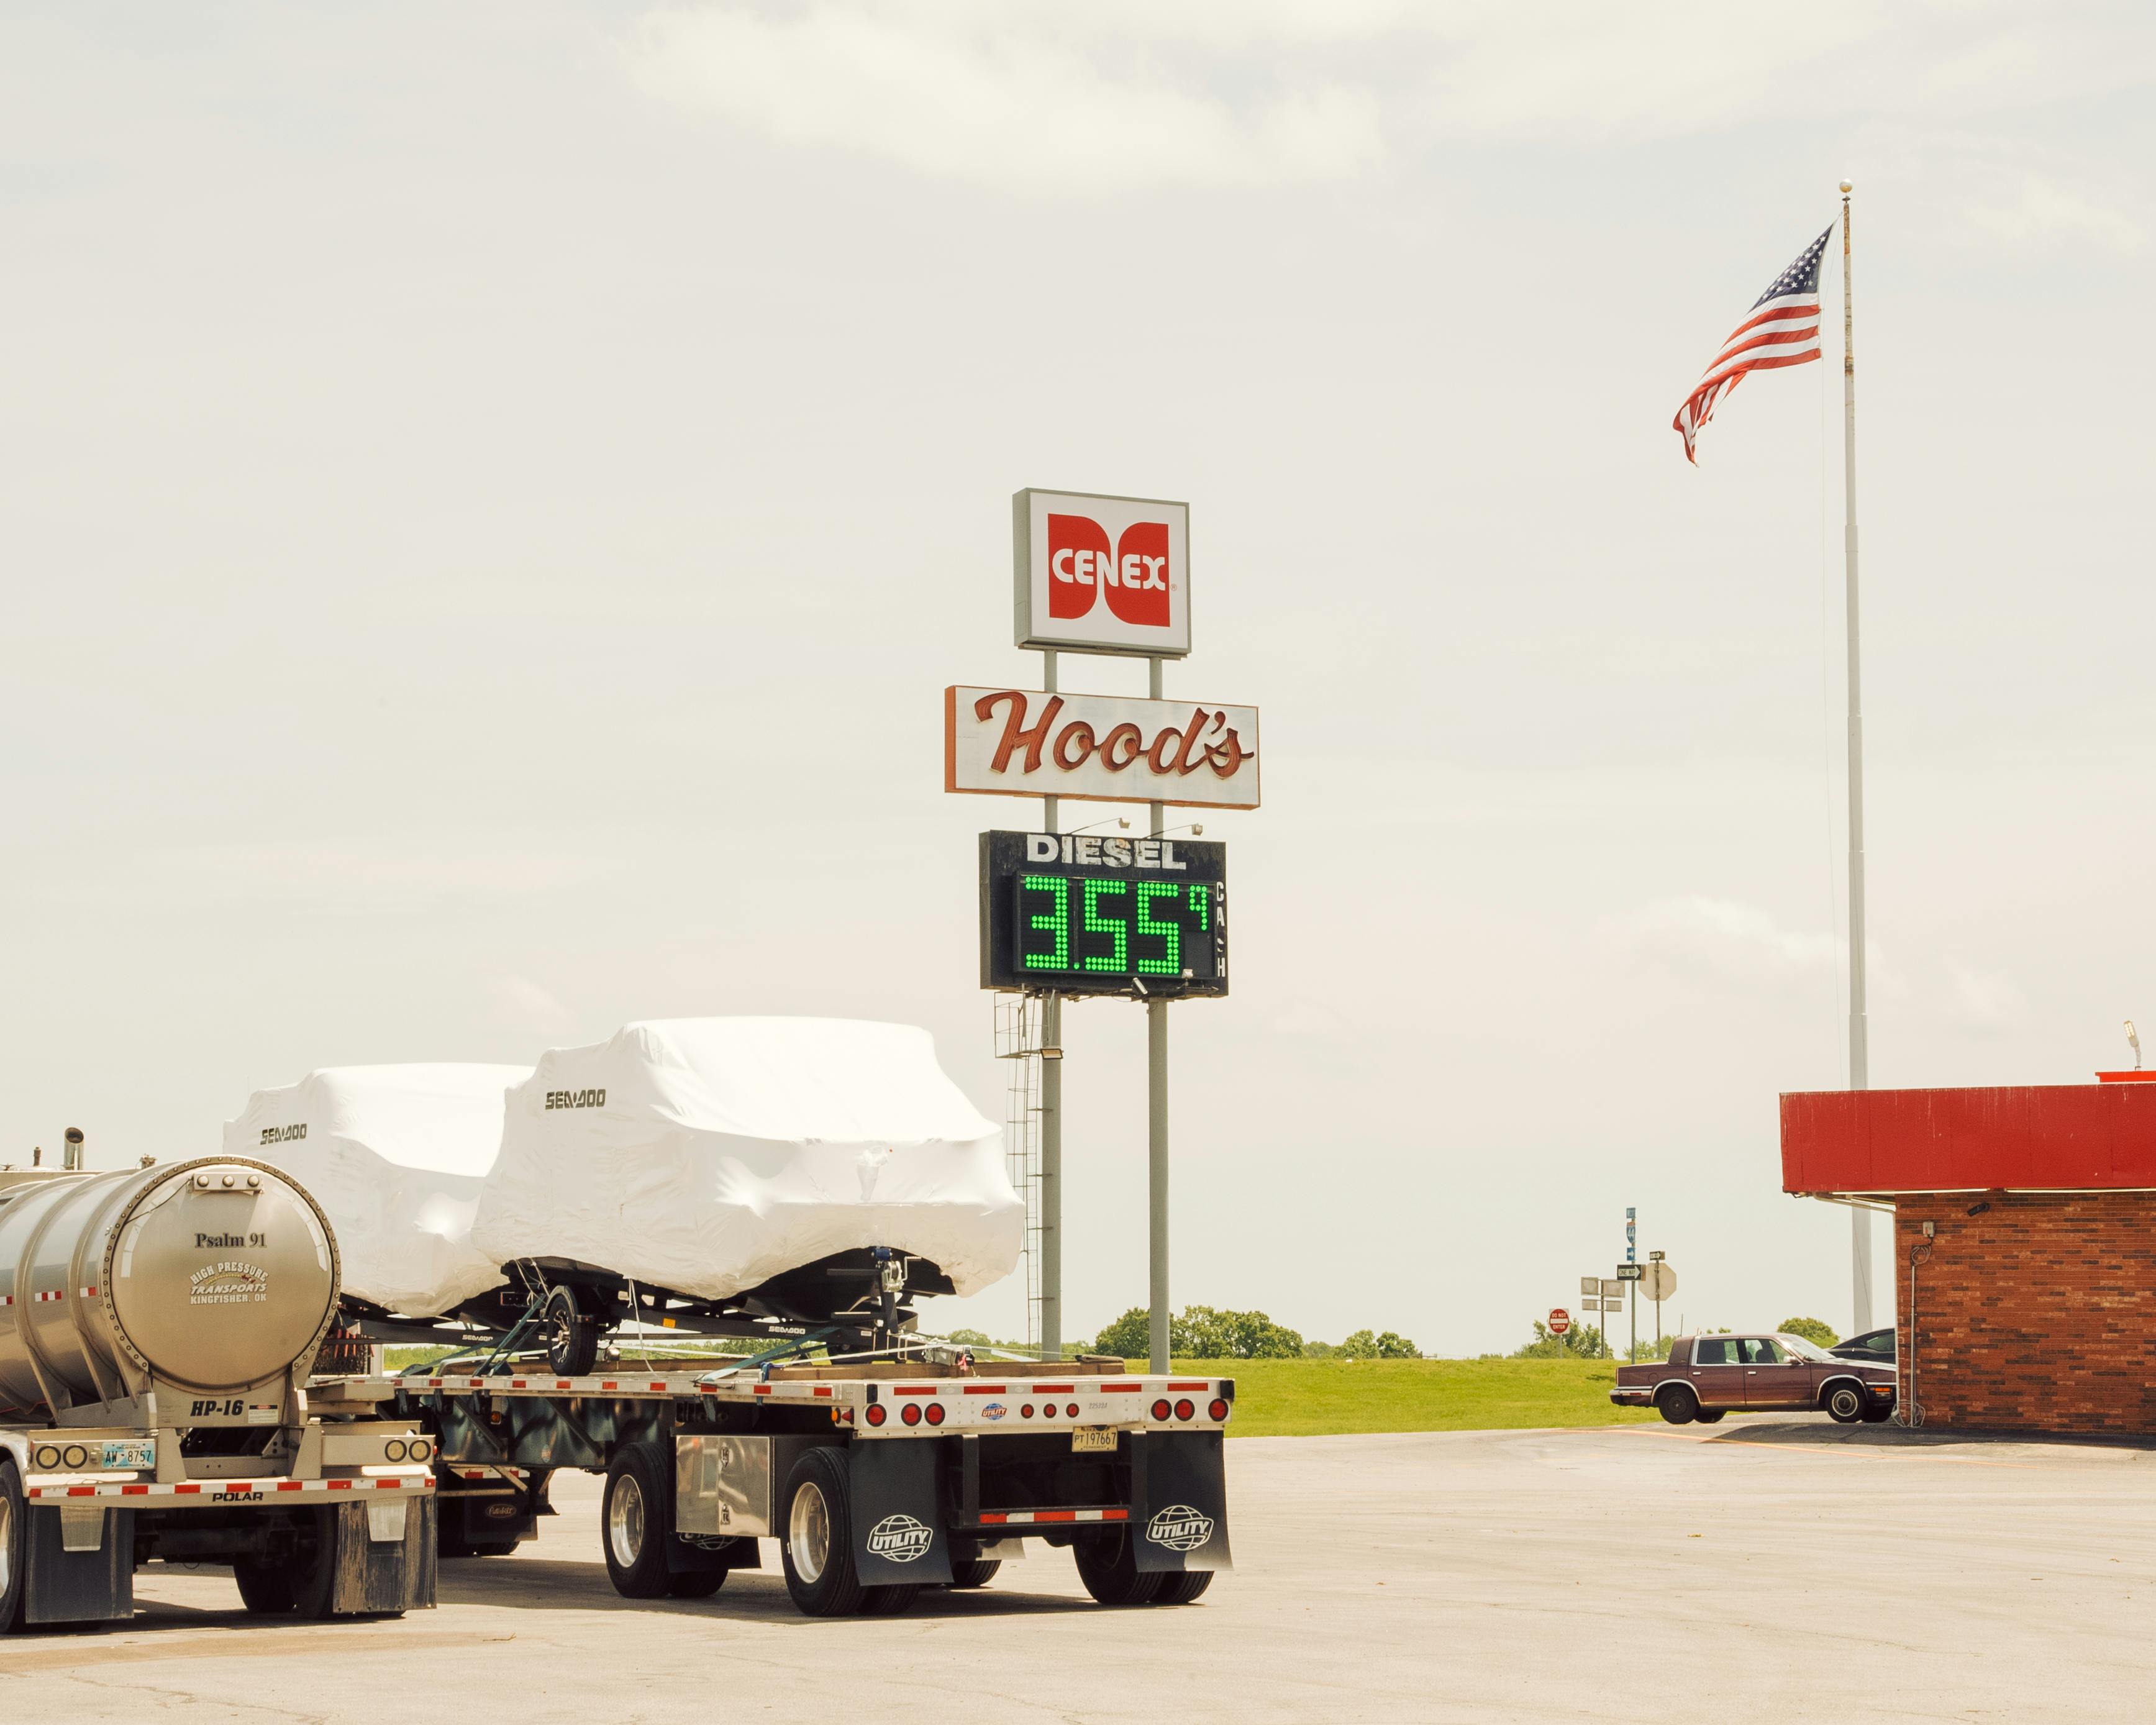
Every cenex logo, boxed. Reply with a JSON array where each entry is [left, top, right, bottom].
[[1048, 513, 1171, 627], [1146, 1504, 1214, 1552], [866, 1513, 934, 1563]]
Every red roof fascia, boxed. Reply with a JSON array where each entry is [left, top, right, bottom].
[[1780, 1083, 2156, 1195]]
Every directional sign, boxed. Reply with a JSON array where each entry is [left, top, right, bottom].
[[1616, 1263, 1644, 1282], [1547, 1308, 1572, 1337]]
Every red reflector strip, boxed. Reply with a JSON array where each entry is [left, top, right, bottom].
[[1167, 1381, 1209, 1391], [601, 1381, 619, 1391], [80, 1286, 99, 1299], [650, 1383, 670, 1393], [554, 1380, 572, 1390], [67, 1485, 94, 1496], [121, 1485, 147, 1496], [812, 1386, 834, 1398], [278, 1481, 303, 1492], [511, 1378, 528, 1388], [1032, 1383, 1074, 1394], [962, 1385, 1008, 1395], [175, 1483, 201, 1495], [753, 1385, 772, 1396], [892, 1386, 937, 1396], [978, 1508, 1129, 1526], [468, 1378, 486, 1387], [329, 1480, 353, 1490], [1100, 1383, 1142, 1393]]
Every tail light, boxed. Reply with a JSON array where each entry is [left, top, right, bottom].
[[924, 1401, 946, 1426], [1208, 1399, 1229, 1422], [384, 1439, 407, 1462], [1066, 1402, 1080, 1418], [410, 1439, 432, 1461], [1173, 1399, 1194, 1422], [865, 1403, 887, 1426], [1020, 1403, 1035, 1418], [901, 1402, 922, 1426], [1151, 1399, 1173, 1421]]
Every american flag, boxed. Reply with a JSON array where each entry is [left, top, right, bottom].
[[1673, 225, 1834, 463]]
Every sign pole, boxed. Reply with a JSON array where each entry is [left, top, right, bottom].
[[1839, 179, 1875, 1339], [1147, 655, 1171, 1375], [1039, 647, 1063, 1362]]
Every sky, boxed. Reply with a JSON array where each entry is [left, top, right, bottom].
[[5, 2, 2154, 1355]]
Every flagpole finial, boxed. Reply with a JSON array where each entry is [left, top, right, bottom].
[[1839, 178, 1853, 194]]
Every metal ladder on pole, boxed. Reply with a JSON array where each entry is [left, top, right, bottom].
[[994, 991, 1045, 1355]]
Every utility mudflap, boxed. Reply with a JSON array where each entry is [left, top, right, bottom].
[[1130, 1431, 1232, 1575], [329, 1495, 439, 1614], [849, 1441, 953, 1586], [25, 1505, 135, 1627]]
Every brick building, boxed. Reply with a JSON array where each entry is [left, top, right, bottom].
[[1781, 1079, 2156, 1436]]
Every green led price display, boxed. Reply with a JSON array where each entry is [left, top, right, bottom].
[[979, 831, 1227, 999]]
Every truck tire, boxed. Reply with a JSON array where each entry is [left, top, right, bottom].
[[1824, 1383, 1866, 1423], [544, 1286, 599, 1377], [947, 1559, 1001, 1590], [0, 1460, 26, 1634], [234, 1508, 337, 1618], [780, 1447, 866, 1617], [1657, 1386, 1699, 1426], [1074, 1528, 1163, 1607], [601, 1442, 675, 1599], [666, 1570, 727, 1598], [1152, 1569, 1214, 1606], [860, 1583, 921, 1615]]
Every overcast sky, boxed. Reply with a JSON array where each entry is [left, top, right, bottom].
[[6, 2, 2154, 1354]]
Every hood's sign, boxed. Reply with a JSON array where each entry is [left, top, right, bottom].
[[945, 687, 1258, 810]]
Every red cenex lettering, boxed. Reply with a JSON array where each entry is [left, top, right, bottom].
[[1047, 514, 1171, 627]]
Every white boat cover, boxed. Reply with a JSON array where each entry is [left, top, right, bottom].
[[224, 1065, 529, 1318], [468, 1017, 1021, 1302]]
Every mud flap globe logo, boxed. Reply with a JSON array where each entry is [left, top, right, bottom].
[[1146, 1504, 1214, 1552], [866, 1514, 934, 1563]]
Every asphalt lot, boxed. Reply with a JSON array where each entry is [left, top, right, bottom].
[[4, 1417, 2154, 1723]]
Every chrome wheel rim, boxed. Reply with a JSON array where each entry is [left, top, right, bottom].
[[789, 1481, 830, 1584], [607, 1475, 646, 1569]]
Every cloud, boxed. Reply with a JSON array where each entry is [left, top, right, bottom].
[[493, 975, 578, 1036], [1967, 171, 2145, 253], [1945, 964, 2029, 1033], [628, 3, 1383, 194], [1618, 896, 1845, 988]]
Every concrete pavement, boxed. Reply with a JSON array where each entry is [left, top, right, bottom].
[[4, 1418, 2152, 1721]]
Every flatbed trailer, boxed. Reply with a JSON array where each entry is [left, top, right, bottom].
[[314, 1357, 1235, 1616]]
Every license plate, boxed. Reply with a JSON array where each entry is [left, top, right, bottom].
[[1070, 1426, 1119, 1454], [101, 1439, 155, 1470]]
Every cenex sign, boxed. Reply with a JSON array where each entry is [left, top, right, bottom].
[[1014, 488, 1190, 658], [944, 686, 1259, 810]]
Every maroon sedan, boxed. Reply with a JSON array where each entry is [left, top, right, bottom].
[[1611, 1332, 1896, 1425]]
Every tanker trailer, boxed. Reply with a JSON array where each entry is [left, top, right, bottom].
[[0, 1150, 437, 1632]]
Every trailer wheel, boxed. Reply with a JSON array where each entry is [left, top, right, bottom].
[[234, 1509, 337, 1618], [1073, 1528, 1163, 1607], [0, 1460, 26, 1634], [780, 1448, 866, 1617], [602, 1442, 675, 1599], [1152, 1569, 1214, 1606], [666, 1570, 727, 1598], [947, 1559, 1001, 1590], [544, 1286, 599, 1377]]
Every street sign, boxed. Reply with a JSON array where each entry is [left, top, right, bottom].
[[1616, 1263, 1644, 1281], [1579, 1277, 1599, 1298], [1014, 488, 1191, 657], [1640, 1262, 1677, 1302], [945, 686, 1260, 810], [979, 831, 1227, 998], [1599, 1279, 1624, 1299], [1601, 1299, 1624, 1313], [1547, 1308, 1572, 1336]]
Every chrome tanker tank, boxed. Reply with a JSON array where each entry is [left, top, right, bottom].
[[0, 1156, 340, 1421]]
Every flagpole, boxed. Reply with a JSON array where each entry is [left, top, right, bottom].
[[1840, 178, 1874, 1335]]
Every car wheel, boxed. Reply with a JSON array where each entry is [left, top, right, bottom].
[[1658, 1386, 1699, 1426], [1692, 1409, 1726, 1424], [1824, 1383, 1866, 1424]]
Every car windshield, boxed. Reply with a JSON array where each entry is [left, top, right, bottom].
[[1775, 1334, 1837, 1363]]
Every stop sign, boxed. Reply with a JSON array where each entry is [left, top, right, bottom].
[[1548, 1308, 1572, 1336]]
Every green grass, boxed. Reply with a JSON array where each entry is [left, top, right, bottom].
[[1175, 1357, 1663, 1439]]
